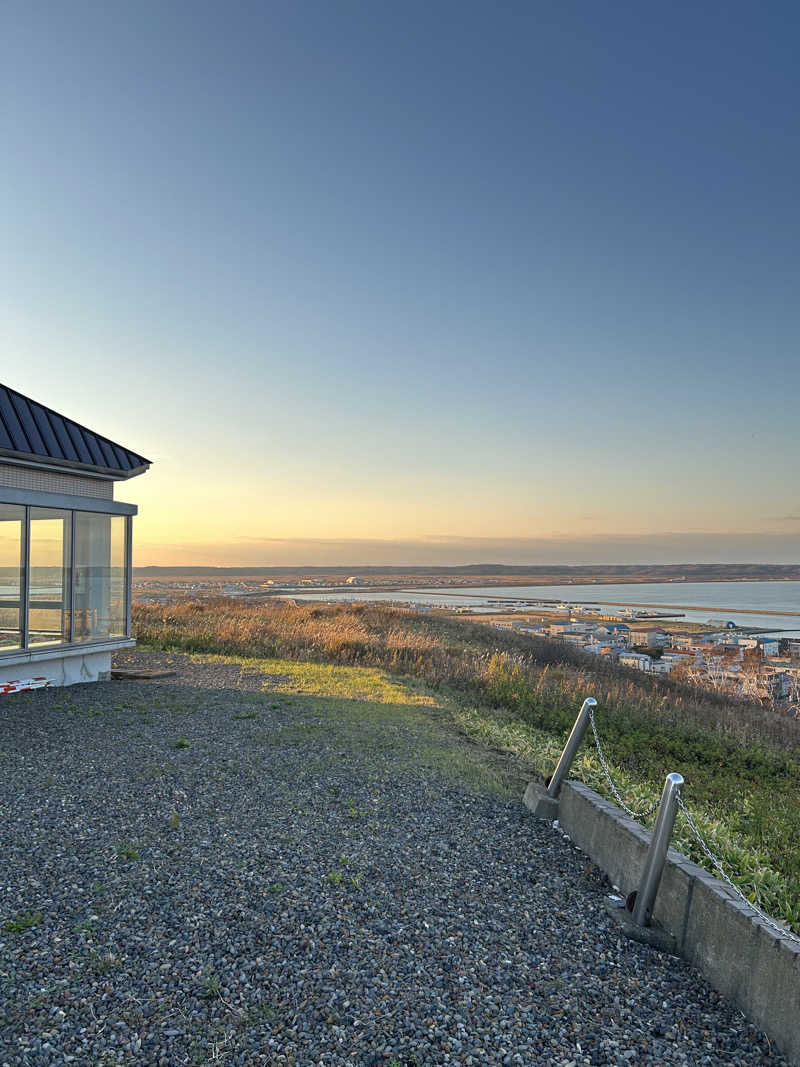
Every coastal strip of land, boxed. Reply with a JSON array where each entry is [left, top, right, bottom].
[[392, 589, 800, 618]]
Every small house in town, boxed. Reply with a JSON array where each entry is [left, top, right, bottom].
[[0, 383, 150, 688]]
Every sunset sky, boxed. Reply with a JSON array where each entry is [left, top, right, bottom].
[[3, 2, 799, 566]]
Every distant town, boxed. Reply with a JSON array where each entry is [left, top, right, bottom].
[[490, 612, 800, 715]]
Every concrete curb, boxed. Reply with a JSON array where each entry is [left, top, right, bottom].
[[551, 780, 800, 1064]]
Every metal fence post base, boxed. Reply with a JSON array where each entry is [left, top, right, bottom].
[[522, 781, 560, 820], [604, 897, 678, 954]]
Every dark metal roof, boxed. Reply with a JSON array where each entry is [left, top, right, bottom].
[[0, 383, 150, 479]]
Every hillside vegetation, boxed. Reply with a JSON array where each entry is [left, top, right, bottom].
[[133, 598, 800, 933]]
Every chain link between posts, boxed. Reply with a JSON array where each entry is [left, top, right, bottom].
[[676, 794, 800, 944], [588, 706, 659, 820], [586, 704, 800, 944]]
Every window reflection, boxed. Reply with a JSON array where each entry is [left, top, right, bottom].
[[0, 504, 129, 652], [29, 508, 72, 646], [74, 513, 127, 642], [0, 504, 24, 650]]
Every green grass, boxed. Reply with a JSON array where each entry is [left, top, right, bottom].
[[201, 972, 221, 998], [115, 842, 141, 862], [444, 659, 800, 932], [186, 650, 437, 707], [3, 910, 43, 934], [88, 950, 120, 975], [134, 599, 800, 934]]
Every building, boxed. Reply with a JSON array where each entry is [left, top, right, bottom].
[[593, 623, 631, 648], [650, 658, 673, 674], [630, 628, 668, 648], [764, 670, 792, 700], [584, 641, 614, 656], [670, 633, 706, 650], [619, 651, 652, 672], [662, 649, 694, 662], [563, 633, 587, 647], [0, 384, 150, 687], [620, 650, 652, 671]]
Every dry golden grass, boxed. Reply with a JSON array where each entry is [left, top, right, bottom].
[[134, 597, 800, 751]]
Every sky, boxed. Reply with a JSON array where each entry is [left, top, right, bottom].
[[2, 1, 799, 567]]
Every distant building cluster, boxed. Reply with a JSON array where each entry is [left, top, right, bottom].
[[494, 617, 800, 714]]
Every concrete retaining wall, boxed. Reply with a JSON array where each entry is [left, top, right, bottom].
[[559, 780, 800, 1064]]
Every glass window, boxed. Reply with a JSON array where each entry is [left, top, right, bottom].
[[74, 513, 127, 642], [0, 504, 24, 651], [29, 508, 72, 647], [110, 515, 127, 637]]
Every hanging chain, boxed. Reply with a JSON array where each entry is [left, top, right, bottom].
[[588, 708, 659, 821], [579, 703, 798, 943], [676, 795, 800, 944]]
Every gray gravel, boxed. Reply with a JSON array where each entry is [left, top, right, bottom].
[[0, 650, 786, 1066]]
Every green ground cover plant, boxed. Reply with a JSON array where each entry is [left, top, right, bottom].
[[134, 598, 800, 932], [3, 911, 43, 934]]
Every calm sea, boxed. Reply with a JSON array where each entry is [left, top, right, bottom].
[[289, 580, 800, 638]]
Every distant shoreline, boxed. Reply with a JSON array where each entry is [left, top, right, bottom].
[[419, 591, 800, 618]]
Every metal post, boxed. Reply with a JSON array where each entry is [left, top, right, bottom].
[[124, 515, 133, 639], [546, 697, 597, 799], [22, 505, 30, 649], [69, 509, 76, 644], [631, 772, 684, 927]]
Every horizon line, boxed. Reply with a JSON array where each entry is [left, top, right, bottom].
[[133, 561, 800, 572]]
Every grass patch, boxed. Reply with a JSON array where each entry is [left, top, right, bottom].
[[115, 842, 141, 862], [201, 972, 221, 998], [134, 598, 800, 933], [3, 910, 43, 934], [88, 950, 120, 975]]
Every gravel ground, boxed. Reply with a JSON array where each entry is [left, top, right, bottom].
[[0, 650, 786, 1067]]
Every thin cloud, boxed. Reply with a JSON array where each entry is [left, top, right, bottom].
[[134, 532, 800, 568]]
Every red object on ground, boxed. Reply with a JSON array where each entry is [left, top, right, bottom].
[[0, 677, 49, 694]]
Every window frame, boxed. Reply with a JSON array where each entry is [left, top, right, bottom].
[[0, 488, 136, 657], [0, 501, 27, 653], [27, 505, 73, 648]]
